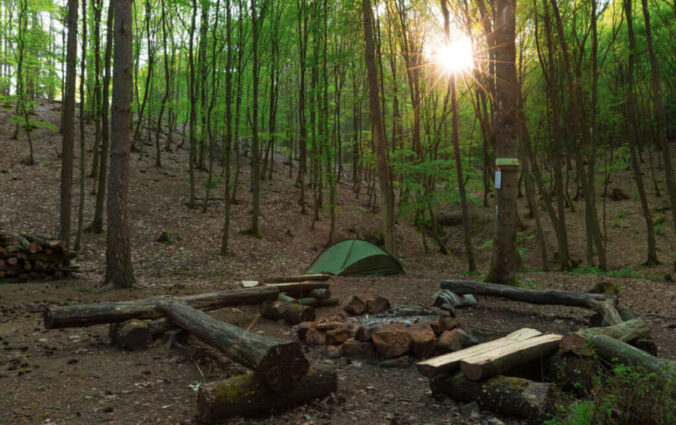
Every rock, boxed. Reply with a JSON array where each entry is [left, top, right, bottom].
[[372, 325, 412, 358], [438, 329, 472, 352], [365, 296, 391, 314], [407, 324, 437, 359], [326, 344, 342, 359], [315, 320, 344, 331], [305, 327, 326, 346], [341, 338, 375, 359], [430, 316, 457, 336], [326, 327, 351, 345], [354, 325, 372, 342], [486, 417, 506, 425], [296, 322, 315, 340], [460, 401, 480, 417], [342, 295, 367, 315], [380, 355, 409, 368]]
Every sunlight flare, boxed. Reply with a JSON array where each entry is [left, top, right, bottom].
[[427, 36, 474, 75]]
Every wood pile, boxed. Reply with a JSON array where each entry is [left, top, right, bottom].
[[0, 232, 76, 282], [43, 287, 337, 422], [260, 279, 336, 325], [296, 294, 478, 365], [418, 280, 674, 421]]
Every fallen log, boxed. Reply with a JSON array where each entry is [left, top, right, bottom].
[[261, 301, 316, 325], [263, 274, 331, 283], [430, 372, 553, 419], [441, 280, 622, 325], [460, 333, 562, 380], [417, 328, 542, 378], [197, 368, 337, 422], [160, 302, 309, 392], [560, 319, 651, 356], [263, 281, 331, 298], [278, 292, 339, 308], [44, 286, 280, 329], [589, 334, 675, 385]]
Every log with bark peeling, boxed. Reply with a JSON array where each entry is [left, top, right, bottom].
[[441, 280, 623, 325], [44, 286, 280, 329], [278, 292, 339, 308], [197, 368, 337, 422], [159, 302, 309, 392], [430, 372, 553, 419], [560, 319, 651, 356]]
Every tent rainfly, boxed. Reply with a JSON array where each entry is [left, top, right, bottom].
[[305, 239, 405, 277]]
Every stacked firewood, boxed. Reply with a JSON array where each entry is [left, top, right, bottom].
[[0, 232, 76, 282], [296, 294, 478, 364]]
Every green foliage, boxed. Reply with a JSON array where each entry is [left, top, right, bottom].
[[478, 239, 493, 250], [202, 176, 222, 189]]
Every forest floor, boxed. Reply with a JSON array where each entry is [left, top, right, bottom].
[[0, 99, 674, 425]]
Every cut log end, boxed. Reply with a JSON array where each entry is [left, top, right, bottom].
[[257, 341, 310, 392]]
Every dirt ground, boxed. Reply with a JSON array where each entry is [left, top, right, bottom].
[[0, 99, 674, 425]]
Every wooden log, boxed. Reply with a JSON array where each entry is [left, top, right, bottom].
[[416, 328, 542, 378], [589, 334, 675, 385], [109, 320, 151, 350], [441, 279, 622, 325], [44, 286, 280, 329], [263, 274, 331, 283], [430, 372, 553, 419], [308, 288, 331, 299], [278, 292, 339, 308], [197, 368, 337, 422], [560, 319, 651, 356], [263, 281, 330, 298], [261, 301, 316, 325], [160, 302, 309, 392], [460, 333, 562, 381]]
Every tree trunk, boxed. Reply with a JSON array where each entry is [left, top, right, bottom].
[[44, 286, 280, 329], [60, 0, 79, 247], [74, 0, 87, 251], [106, 0, 136, 288], [488, 0, 519, 284], [197, 369, 337, 422], [560, 319, 651, 356], [441, 279, 622, 325], [91, 0, 113, 234], [160, 302, 309, 392], [362, 0, 396, 256], [430, 373, 553, 419]]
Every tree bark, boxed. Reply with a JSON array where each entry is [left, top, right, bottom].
[[441, 279, 622, 325], [560, 319, 651, 356], [106, 0, 136, 288], [197, 369, 337, 421], [488, 0, 519, 284], [160, 302, 309, 392], [60, 0, 79, 247], [362, 0, 396, 256], [430, 372, 553, 419], [44, 286, 280, 329]]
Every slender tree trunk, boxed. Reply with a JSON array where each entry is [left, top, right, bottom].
[[247, 0, 263, 237], [362, 0, 395, 256], [640, 0, 676, 229], [74, 0, 88, 251], [106, 0, 136, 288], [89, 0, 103, 186], [187, 0, 198, 209], [91, 0, 113, 234], [623, 0, 659, 266], [60, 0, 79, 247], [220, 0, 234, 256]]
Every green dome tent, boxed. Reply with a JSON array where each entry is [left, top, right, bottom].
[[305, 239, 405, 276]]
